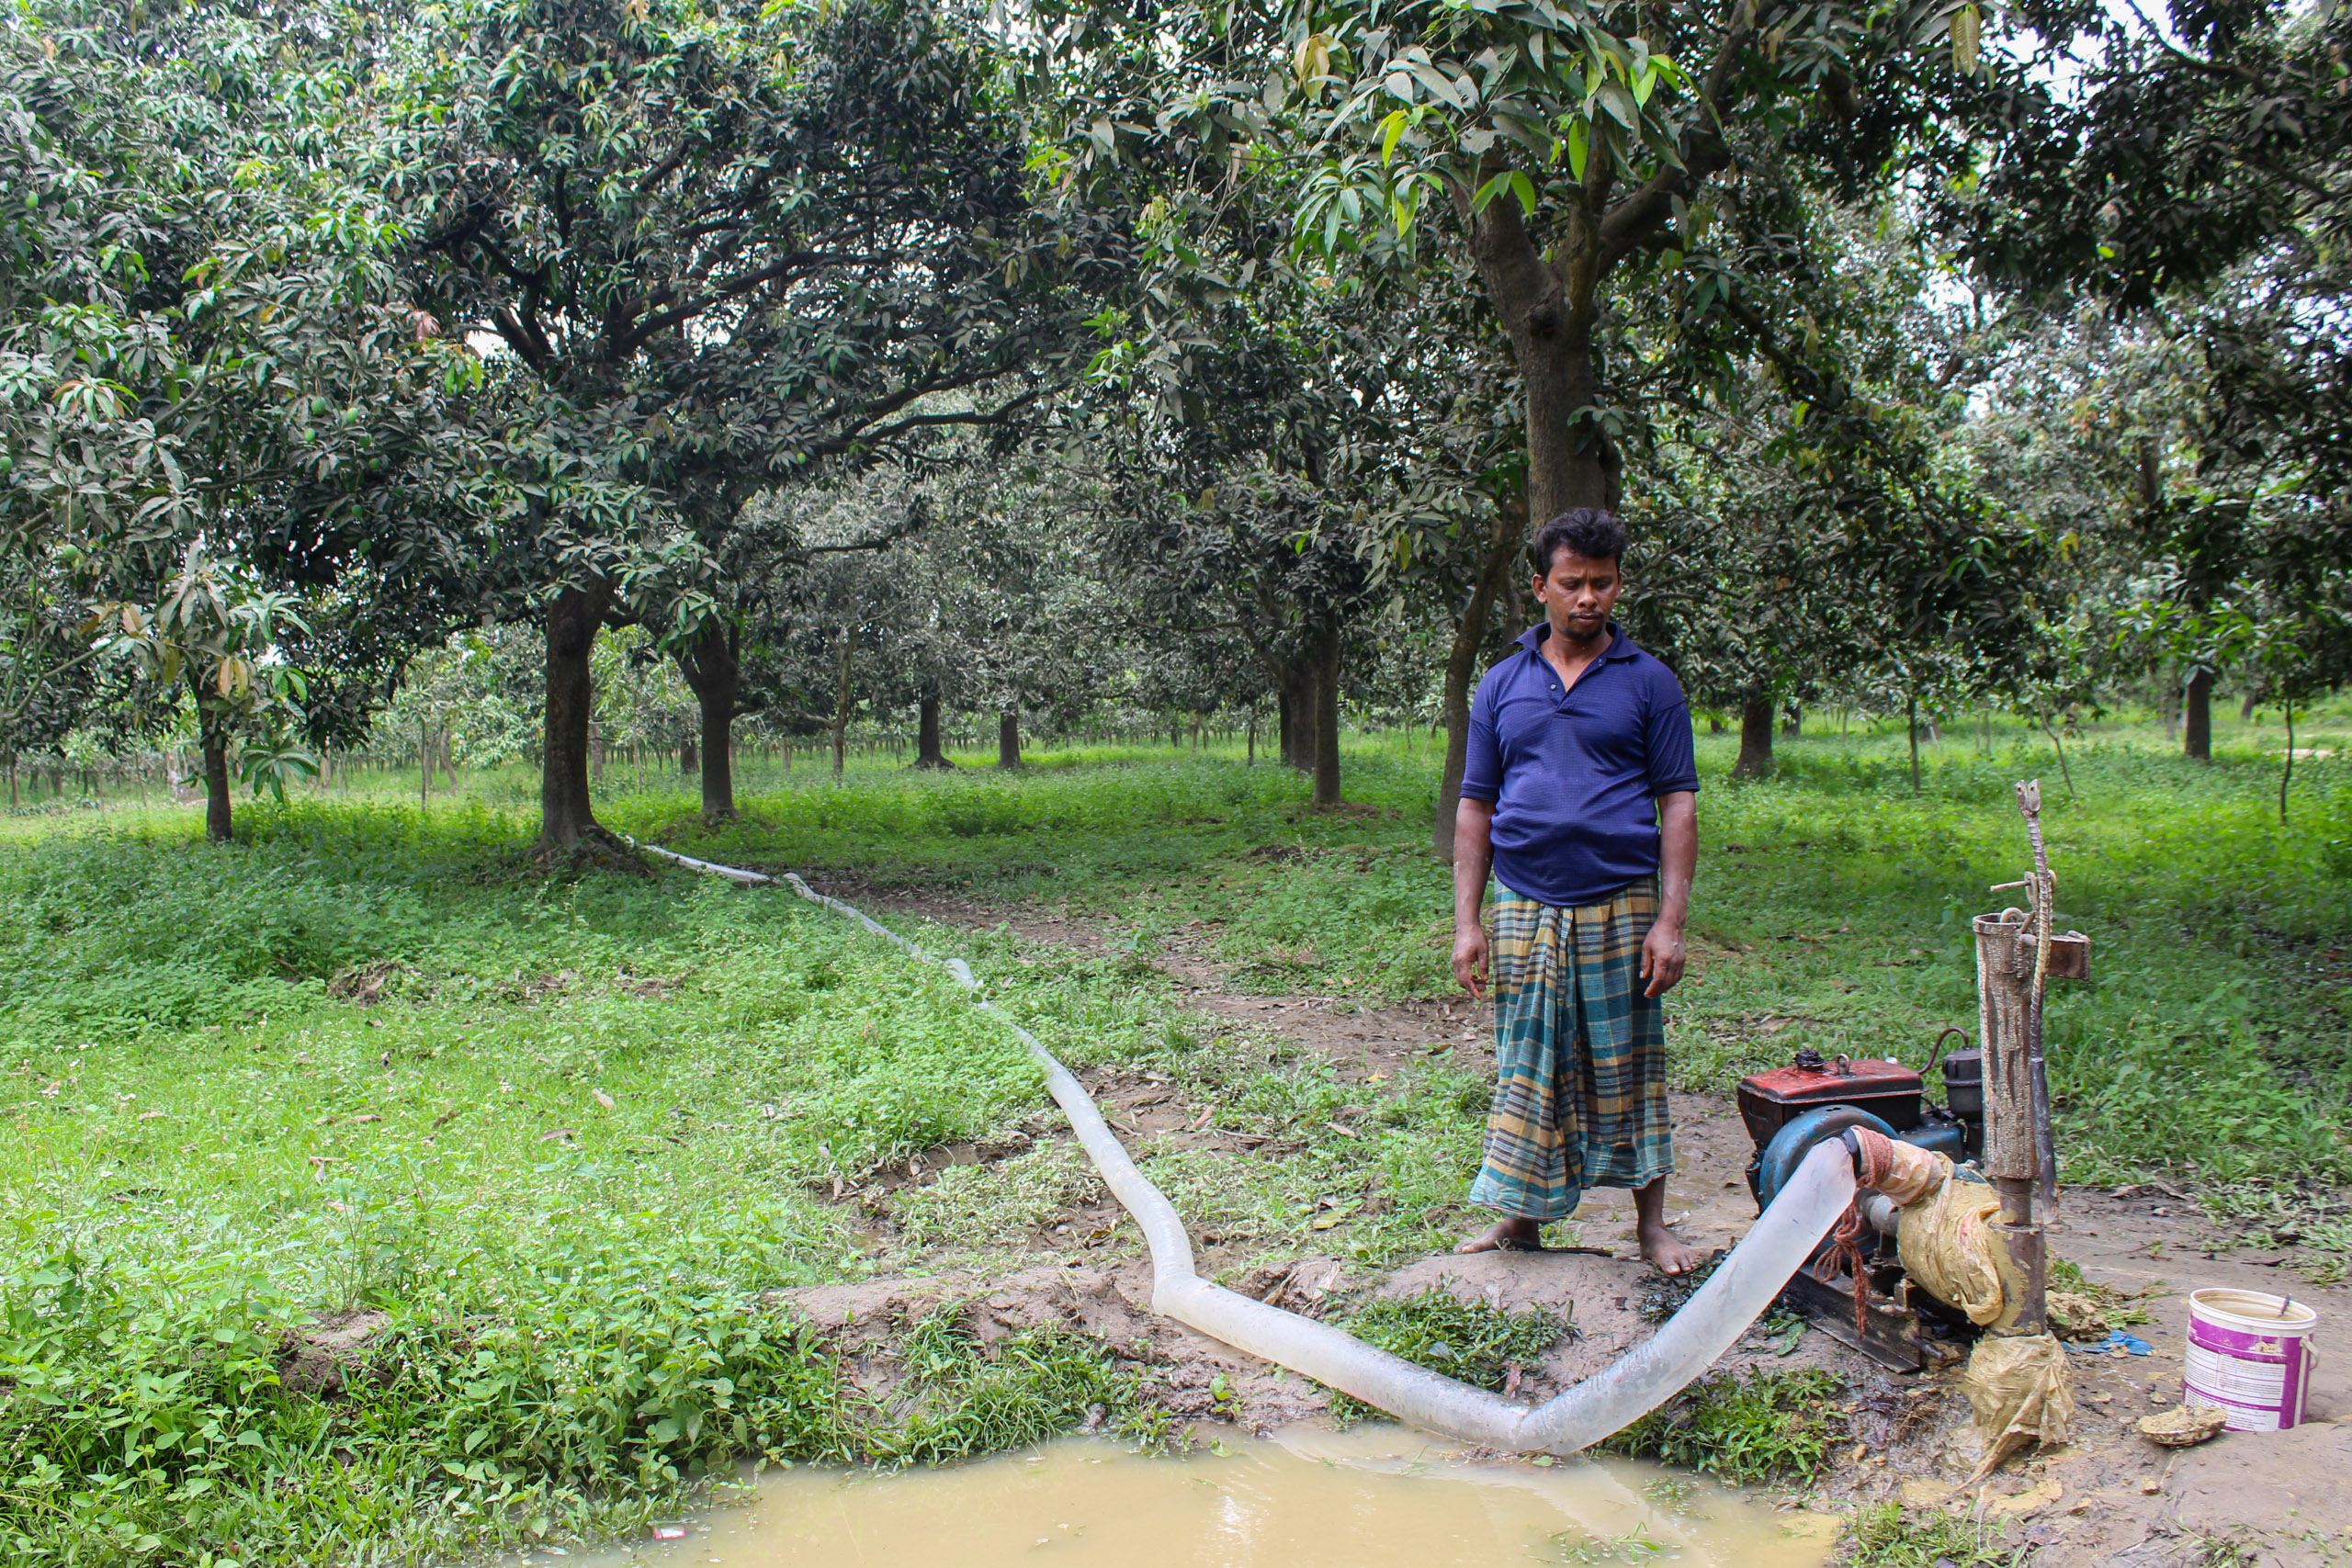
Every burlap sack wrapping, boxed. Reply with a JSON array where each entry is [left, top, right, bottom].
[[1871, 1141, 2071, 1477], [1960, 1331, 2074, 1480], [1894, 1156, 2020, 1328]]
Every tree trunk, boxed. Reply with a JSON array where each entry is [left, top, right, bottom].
[[674, 626, 741, 818], [681, 735, 697, 774], [2280, 698, 2295, 823], [1781, 706, 1802, 739], [1468, 190, 1619, 522], [831, 626, 853, 776], [1434, 500, 1527, 861], [2240, 685, 2261, 721], [1908, 694, 1924, 795], [698, 700, 734, 818], [1731, 688, 1774, 779], [1312, 616, 1342, 808], [999, 709, 1021, 768], [1708, 716, 1724, 734], [914, 686, 948, 769], [2184, 667, 2213, 761], [538, 578, 611, 852], [200, 708, 232, 843], [1277, 658, 1316, 770]]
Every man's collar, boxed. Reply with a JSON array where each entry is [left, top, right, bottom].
[[1516, 621, 1634, 660]]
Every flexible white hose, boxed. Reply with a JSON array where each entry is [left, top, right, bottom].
[[631, 840, 1860, 1453]]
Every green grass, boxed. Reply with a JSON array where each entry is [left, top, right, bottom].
[[4, 705, 2350, 1559], [1838, 1503, 2022, 1566], [0, 803, 1198, 1564], [622, 714, 2352, 1224], [865, 1308, 1160, 1463], [1326, 1288, 1571, 1423], [1599, 1368, 1848, 1483]]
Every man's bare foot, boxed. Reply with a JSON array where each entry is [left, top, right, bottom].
[[1638, 1216, 1705, 1276], [1455, 1215, 1544, 1255]]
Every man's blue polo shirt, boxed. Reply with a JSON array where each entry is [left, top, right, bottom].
[[1460, 622, 1700, 908]]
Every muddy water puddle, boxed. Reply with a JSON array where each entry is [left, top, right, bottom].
[[573, 1427, 1838, 1568]]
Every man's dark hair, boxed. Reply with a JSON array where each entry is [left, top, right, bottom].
[[1531, 508, 1629, 575]]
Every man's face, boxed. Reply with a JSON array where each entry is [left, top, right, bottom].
[[1533, 549, 1623, 644]]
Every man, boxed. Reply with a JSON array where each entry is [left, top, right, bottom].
[[1450, 507, 1703, 1275]]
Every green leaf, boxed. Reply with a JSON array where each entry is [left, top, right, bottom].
[[1595, 79, 1639, 130], [1470, 169, 1517, 215], [1566, 118, 1589, 181], [1379, 108, 1408, 166], [1510, 171, 1538, 215], [1951, 4, 1981, 74]]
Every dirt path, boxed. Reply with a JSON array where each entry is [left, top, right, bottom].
[[837, 884, 2352, 1564]]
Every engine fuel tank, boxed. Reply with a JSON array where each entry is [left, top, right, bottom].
[[1737, 1047, 1923, 1150]]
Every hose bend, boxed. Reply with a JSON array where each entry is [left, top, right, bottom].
[[632, 842, 1862, 1453]]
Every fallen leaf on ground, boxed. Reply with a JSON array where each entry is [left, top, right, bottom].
[[1992, 1477, 2063, 1516]]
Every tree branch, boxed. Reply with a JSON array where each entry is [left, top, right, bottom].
[[616, 251, 893, 355], [806, 380, 1055, 460], [1595, 0, 1766, 272]]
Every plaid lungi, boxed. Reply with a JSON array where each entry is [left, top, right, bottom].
[[1469, 877, 1672, 1222]]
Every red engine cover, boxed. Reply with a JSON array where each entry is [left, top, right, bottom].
[[1737, 1049, 1923, 1149]]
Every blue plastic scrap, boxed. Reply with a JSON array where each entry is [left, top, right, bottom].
[[2068, 1329, 2153, 1357]]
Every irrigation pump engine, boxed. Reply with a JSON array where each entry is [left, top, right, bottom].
[[1736, 1043, 1990, 1371]]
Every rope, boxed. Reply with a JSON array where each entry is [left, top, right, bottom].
[[1820, 1127, 1938, 1340], [1817, 1180, 1875, 1342]]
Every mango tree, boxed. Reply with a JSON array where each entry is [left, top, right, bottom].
[[1945, 0, 2352, 755], [389, 0, 1120, 841]]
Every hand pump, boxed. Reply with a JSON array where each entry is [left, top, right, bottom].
[[2017, 782, 2062, 1217], [1972, 779, 2075, 1335]]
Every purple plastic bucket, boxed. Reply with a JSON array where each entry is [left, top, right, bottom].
[[2184, 1288, 2318, 1433]]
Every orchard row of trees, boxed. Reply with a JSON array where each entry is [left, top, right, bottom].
[[1, 0, 2344, 852]]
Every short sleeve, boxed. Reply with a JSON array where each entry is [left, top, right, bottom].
[[1460, 672, 1503, 801], [1643, 663, 1701, 795]]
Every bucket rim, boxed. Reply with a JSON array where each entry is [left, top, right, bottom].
[[2188, 1287, 2317, 1332]]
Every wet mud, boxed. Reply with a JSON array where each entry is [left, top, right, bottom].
[[582, 1426, 1844, 1568]]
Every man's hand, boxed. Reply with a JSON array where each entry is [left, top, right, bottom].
[[1453, 921, 1490, 999], [1451, 796, 1498, 1001], [1646, 790, 1697, 1000], [1640, 919, 1687, 998]]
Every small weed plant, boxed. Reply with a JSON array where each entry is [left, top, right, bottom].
[[1601, 1368, 1847, 1483], [1838, 1503, 2021, 1567], [866, 1309, 1155, 1463], [1327, 1289, 1570, 1422]]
